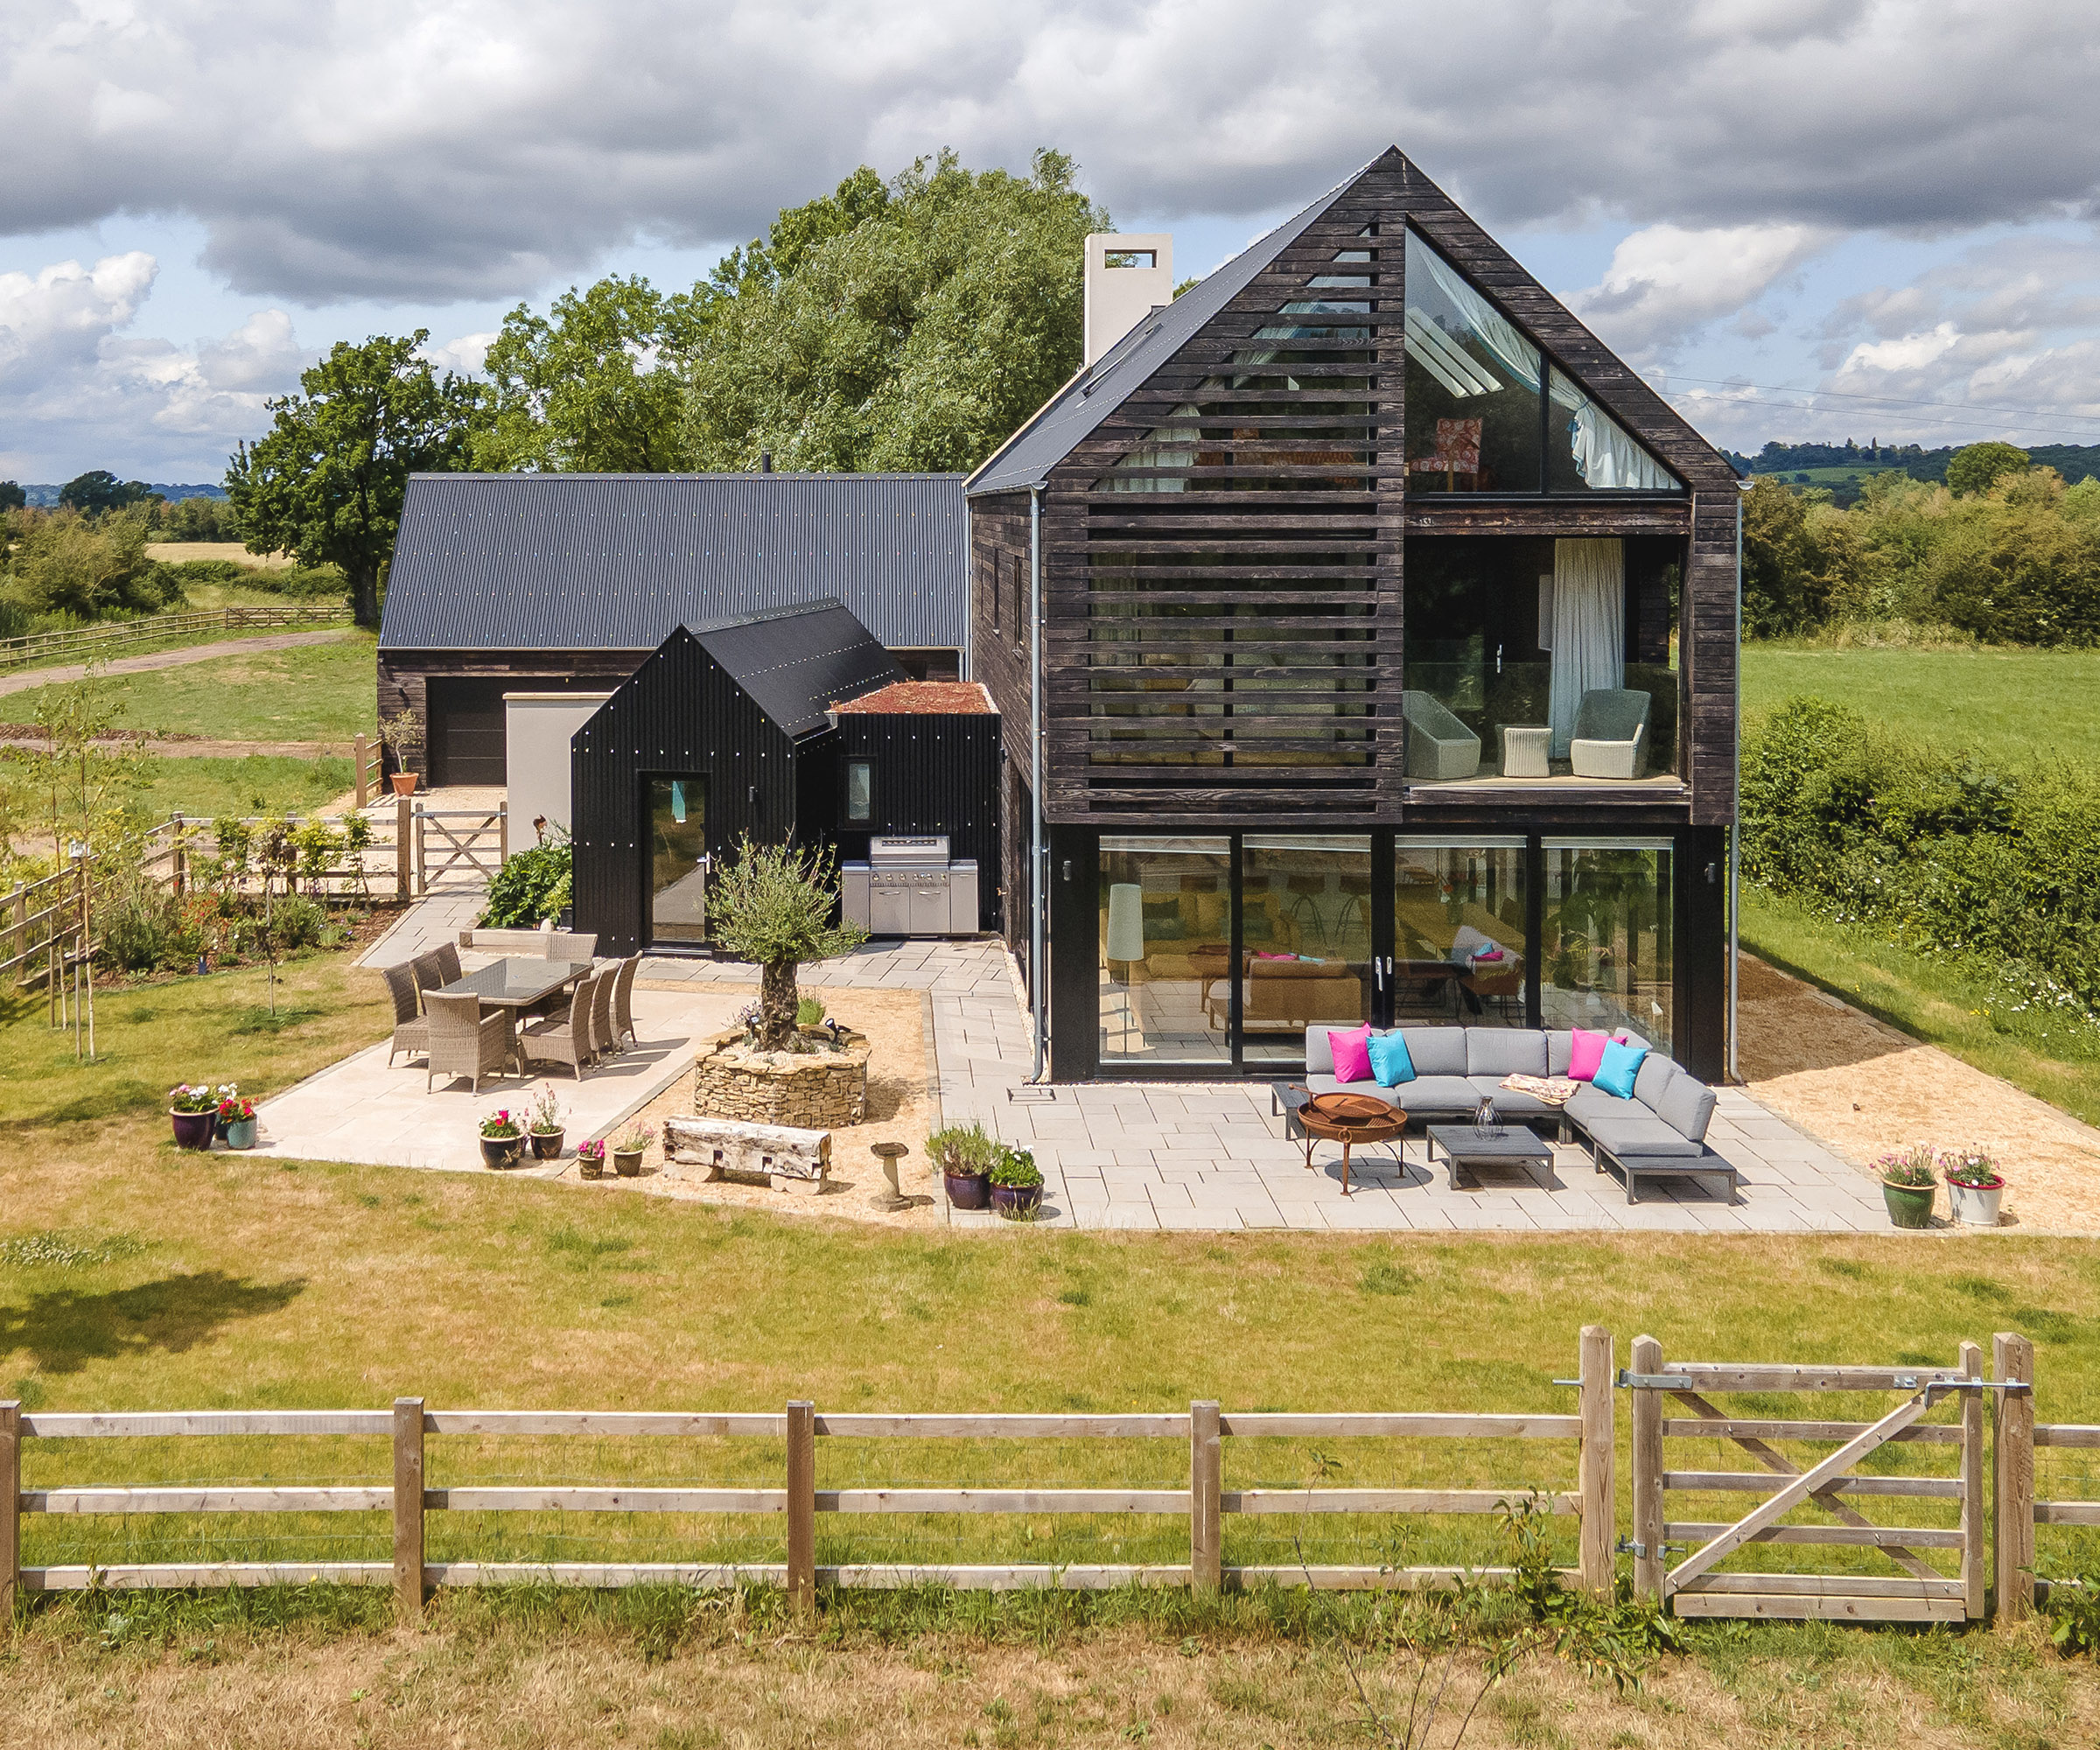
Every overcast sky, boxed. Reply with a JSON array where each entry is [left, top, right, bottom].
[[5, 0, 2100, 482]]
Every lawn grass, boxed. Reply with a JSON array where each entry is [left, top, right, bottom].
[[130, 753, 356, 822], [1740, 639, 2100, 771], [6, 632, 374, 744], [1740, 886, 2100, 1128]]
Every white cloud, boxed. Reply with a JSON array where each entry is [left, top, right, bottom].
[[0, 252, 306, 480], [421, 330, 498, 377], [3, 2, 2098, 304], [1570, 222, 1835, 359]]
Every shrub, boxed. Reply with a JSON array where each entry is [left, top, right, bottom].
[[989, 1144, 1041, 1188], [926, 1121, 997, 1177], [481, 841, 571, 928], [101, 884, 192, 971], [268, 893, 328, 950]]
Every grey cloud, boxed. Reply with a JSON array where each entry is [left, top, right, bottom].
[[4, 1, 2099, 304]]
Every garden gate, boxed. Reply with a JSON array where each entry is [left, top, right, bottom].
[[415, 805, 508, 893], [1625, 1336, 1991, 1622]]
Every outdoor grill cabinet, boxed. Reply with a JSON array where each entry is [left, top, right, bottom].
[[843, 837, 980, 937]]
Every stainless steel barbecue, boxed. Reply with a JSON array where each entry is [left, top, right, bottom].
[[842, 836, 978, 936]]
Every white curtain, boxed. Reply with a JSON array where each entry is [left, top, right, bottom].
[[1548, 538, 1625, 756], [1547, 375, 1678, 490]]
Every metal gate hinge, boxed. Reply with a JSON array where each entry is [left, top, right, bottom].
[[1617, 1536, 1683, 1558]]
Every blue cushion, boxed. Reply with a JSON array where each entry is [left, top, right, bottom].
[[1592, 1037, 1648, 1101], [1368, 1030, 1416, 1086]]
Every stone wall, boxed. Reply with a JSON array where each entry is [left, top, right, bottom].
[[691, 1027, 870, 1130]]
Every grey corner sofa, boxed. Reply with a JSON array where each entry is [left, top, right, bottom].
[[1295, 1024, 1734, 1202]]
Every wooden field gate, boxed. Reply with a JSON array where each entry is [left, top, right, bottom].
[[1625, 1336, 2004, 1622]]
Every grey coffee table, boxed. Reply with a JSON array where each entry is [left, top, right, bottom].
[[1426, 1124, 1555, 1191]]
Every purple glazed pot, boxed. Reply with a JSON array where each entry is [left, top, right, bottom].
[[944, 1170, 990, 1212], [990, 1182, 1043, 1221], [170, 1109, 215, 1151]]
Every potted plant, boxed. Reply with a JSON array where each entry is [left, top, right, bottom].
[[576, 1138, 606, 1180], [527, 1087, 565, 1160], [380, 709, 423, 796], [1876, 1144, 1938, 1230], [216, 1084, 257, 1151], [612, 1124, 654, 1178], [928, 1121, 994, 1211], [169, 1082, 217, 1151], [989, 1144, 1044, 1221], [479, 1108, 524, 1169], [705, 836, 869, 1050], [1942, 1149, 2006, 1228]]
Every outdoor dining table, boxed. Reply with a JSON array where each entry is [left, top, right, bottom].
[[436, 958, 587, 1067]]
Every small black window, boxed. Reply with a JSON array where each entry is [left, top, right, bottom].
[[844, 759, 873, 823]]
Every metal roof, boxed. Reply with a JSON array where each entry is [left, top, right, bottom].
[[965, 170, 1357, 496], [379, 472, 967, 653], [690, 598, 903, 740]]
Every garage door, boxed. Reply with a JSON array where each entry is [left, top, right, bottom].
[[426, 679, 512, 788]]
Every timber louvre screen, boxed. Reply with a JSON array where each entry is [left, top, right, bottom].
[[1077, 200, 1396, 817]]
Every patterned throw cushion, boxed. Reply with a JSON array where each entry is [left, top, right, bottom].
[[1327, 1025, 1374, 1084]]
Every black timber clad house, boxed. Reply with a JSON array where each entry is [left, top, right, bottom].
[[569, 603, 1003, 956], [967, 148, 1744, 1083], [378, 472, 969, 786]]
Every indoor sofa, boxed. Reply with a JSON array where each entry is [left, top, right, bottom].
[[1294, 1024, 1733, 1201]]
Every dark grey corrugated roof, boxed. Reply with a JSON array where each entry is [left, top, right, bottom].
[[690, 598, 902, 739], [965, 167, 1362, 496], [379, 472, 966, 652]]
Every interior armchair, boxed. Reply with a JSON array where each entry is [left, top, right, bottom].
[[1402, 690, 1483, 780], [1569, 689, 1652, 780]]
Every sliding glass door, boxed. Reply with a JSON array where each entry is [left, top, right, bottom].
[[1239, 835, 1373, 1067], [1390, 838, 1527, 1026], [1540, 838, 1674, 1050]]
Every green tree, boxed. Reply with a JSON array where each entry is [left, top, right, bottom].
[[225, 332, 480, 629], [683, 150, 1107, 472], [705, 836, 866, 1049], [6, 508, 177, 620], [58, 470, 158, 515], [1945, 441, 2030, 497], [0, 481, 25, 512], [474, 276, 704, 472], [1740, 475, 1824, 634]]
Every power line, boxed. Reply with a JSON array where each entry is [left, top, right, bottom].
[[1653, 373, 2100, 443]]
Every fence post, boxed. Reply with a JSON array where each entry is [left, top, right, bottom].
[[354, 736, 368, 811], [170, 814, 186, 899], [396, 795, 412, 901], [787, 1400, 816, 1618], [1961, 1340, 1985, 1620], [7, 884, 22, 968], [415, 804, 428, 898], [1578, 1326, 1615, 1596], [1994, 1333, 2035, 1625], [1, 1399, 19, 1625], [393, 1396, 425, 1622], [498, 804, 509, 864], [1190, 1400, 1222, 1597], [1629, 1334, 1663, 1600]]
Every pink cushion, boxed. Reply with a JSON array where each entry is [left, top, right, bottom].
[[1567, 1029, 1610, 1082], [1326, 1025, 1373, 1084]]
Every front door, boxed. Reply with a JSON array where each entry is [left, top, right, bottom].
[[646, 775, 710, 946]]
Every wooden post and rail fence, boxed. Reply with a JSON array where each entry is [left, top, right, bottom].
[[0, 603, 353, 674], [3, 1329, 2090, 1628]]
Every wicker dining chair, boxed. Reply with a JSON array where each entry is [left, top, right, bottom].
[[433, 942, 464, 987], [612, 954, 641, 1047], [424, 990, 512, 1093], [590, 964, 619, 1060], [520, 976, 594, 1082], [382, 962, 429, 1067], [410, 949, 445, 999]]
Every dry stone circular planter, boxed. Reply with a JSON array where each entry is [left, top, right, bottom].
[[691, 1026, 870, 1130]]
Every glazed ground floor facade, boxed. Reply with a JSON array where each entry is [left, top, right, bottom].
[[1040, 819, 1727, 1085]]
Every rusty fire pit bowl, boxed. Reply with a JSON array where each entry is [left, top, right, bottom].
[[1306, 1091, 1396, 1127]]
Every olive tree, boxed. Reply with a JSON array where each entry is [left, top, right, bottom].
[[705, 836, 866, 1049]]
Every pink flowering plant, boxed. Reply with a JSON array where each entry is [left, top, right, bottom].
[[1940, 1149, 2003, 1190], [614, 1124, 656, 1155], [479, 1108, 522, 1140], [575, 1138, 606, 1162], [215, 1083, 255, 1122], [169, 1083, 217, 1114], [1875, 1144, 1937, 1188]]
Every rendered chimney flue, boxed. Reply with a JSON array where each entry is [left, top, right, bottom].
[[1083, 233, 1173, 368]]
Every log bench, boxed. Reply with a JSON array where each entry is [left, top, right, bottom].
[[663, 1115, 831, 1195]]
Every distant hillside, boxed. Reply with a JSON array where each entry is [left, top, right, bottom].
[[1722, 439, 2100, 504], [16, 482, 229, 508]]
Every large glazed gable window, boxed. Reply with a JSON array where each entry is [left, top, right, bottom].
[[1404, 230, 1683, 496]]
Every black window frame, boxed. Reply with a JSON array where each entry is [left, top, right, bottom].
[[844, 757, 876, 825]]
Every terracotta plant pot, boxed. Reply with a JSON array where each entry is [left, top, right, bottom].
[[480, 1135, 523, 1169], [390, 772, 418, 796], [222, 1116, 257, 1151], [1881, 1180, 1936, 1229], [613, 1148, 644, 1178], [1948, 1180, 2005, 1228], [944, 1170, 990, 1211], [170, 1109, 215, 1151], [578, 1155, 604, 1180], [529, 1130, 564, 1160], [990, 1181, 1043, 1221]]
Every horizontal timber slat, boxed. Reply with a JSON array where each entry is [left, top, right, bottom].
[[1662, 1473, 1963, 1499], [24, 1563, 393, 1592], [25, 1487, 390, 1515], [812, 1413, 1189, 1438], [1224, 1489, 1578, 1516], [1676, 1573, 1965, 1599], [2035, 1425, 2100, 1448], [421, 1411, 786, 1437], [1664, 1522, 1964, 1549], [1221, 1412, 1581, 1438], [23, 1412, 392, 1438], [429, 1562, 784, 1588], [822, 1564, 1190, 1592], [1671, 1592, 1964, 1622], [2034, 1503, 2100, 1526], [429, 1488, 785, 1514], [1660, 1367, 1968, 1391], [820, 1489, 1187, 1515], [1659, 1420, 1962, 1445]]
